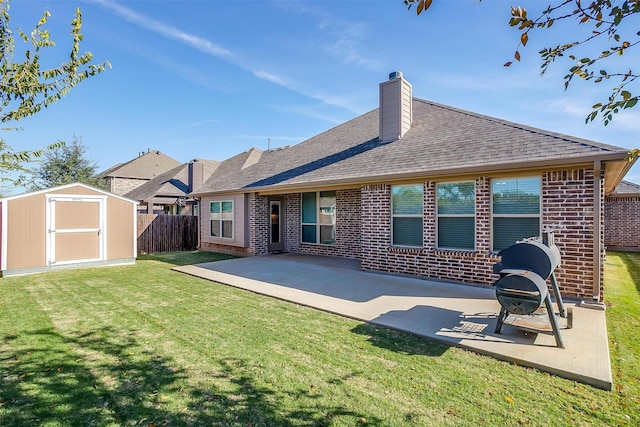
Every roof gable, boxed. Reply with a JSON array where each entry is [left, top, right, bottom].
[[96, 150, 181, 180]]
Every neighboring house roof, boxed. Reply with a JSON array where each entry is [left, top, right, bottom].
[[609, 180, 640, 197], [194, 98, 632, 196], [96, 150, 182, 180], [125, 159, 220, 202]]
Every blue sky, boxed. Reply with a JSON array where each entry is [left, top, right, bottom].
[[5, 0, 640, 191]]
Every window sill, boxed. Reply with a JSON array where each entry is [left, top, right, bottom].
[[301, 242, 336, 247], [389, 246, 424, 254], [432, 249, 477, 258]]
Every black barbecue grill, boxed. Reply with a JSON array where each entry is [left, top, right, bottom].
[[492, 231, 569, 348], [495, 271, 548, 316]]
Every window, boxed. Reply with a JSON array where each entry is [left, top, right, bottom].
[[492, 177, 541, 251], [301, 191, 335, 244], [392, 184, 423, 247], [210, 201, 233, 238], [437, 182, 475, 250]]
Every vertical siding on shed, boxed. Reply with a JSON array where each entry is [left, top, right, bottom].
[[2, 184, 137, 275], [107, 196, 136, 259], [6, 195, 47, 270]]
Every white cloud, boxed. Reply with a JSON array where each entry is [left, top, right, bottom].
[[541, 98, 592, 118], [251, 70, 290, 87], [320, 20, 381, 70], [86, 0, 232, 58], [274, 0, 381, 71], [86, 0, 362, 116], [608, 110, 640, 131]]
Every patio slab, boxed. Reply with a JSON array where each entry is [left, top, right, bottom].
[[173, 253, 612, 390]]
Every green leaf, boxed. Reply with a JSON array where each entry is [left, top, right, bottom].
[[621, 90, 632, 100]]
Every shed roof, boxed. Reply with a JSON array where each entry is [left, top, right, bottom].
[[195, 98, 631, 195], [0, 182, 138, 204]]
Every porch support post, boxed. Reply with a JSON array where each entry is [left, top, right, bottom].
[[593, 160, 602, 301]]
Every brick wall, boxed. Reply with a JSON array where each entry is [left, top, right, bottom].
[[284, 194, 301, 253], [605, 195, 640, 250], [249, 194, 269, 256], [199, 241, 250, 257], [295, 189, 361, 259], [542, 169, 601, 300], [360, 180, 500, 287], [109, 177, 148, 196], [358, 169, 602, 300]]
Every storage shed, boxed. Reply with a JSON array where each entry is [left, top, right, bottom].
[[0, 183, 138, 277]]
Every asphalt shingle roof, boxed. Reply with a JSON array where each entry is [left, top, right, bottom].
[[195, 98, 630, 195], [610, 180, 640, 195], [96, 150, 182, 180], [126, 159, 220, 201]]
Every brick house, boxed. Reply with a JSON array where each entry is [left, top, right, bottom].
[[192, 72, 636, 302], [605, 180, 640, 251], [96, 150, 181, 196]]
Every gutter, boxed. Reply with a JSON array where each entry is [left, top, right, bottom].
[[593, 160, 602, 301]]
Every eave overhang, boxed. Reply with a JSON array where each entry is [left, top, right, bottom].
[[191, 151, 634, 197]]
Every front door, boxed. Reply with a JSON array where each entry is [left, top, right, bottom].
[[268, 199, 284, 253]]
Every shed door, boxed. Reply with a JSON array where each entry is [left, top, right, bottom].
[[46, 195, 106, 266]]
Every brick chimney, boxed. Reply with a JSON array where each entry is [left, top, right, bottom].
[[379, 71, 412, 143]]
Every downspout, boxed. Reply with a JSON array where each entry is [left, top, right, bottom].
[[593, 160, 602, 301]]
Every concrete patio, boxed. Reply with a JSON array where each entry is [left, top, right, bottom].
[[173, 253, 612, 390]]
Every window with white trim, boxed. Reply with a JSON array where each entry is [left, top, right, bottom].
[[210, 200, 233, 238], [301, 191, 336, 244], [437, 181, 475, 250], [391, 184, 423, 247], [492, 177, 541, 251]]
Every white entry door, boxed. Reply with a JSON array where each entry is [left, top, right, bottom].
[[46, 195, 107, 266]]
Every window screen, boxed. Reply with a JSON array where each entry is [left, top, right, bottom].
[[392, 185, 423, 247], [301, 191, 336, 244], [210, 200, 233, 238], [437, 182, 475, 249], [492, 177, 540, 250]]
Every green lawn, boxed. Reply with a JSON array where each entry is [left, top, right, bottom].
[[0, 251, 638, 426]]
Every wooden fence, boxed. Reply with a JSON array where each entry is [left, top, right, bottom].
[[137, 214, 198, 254]]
